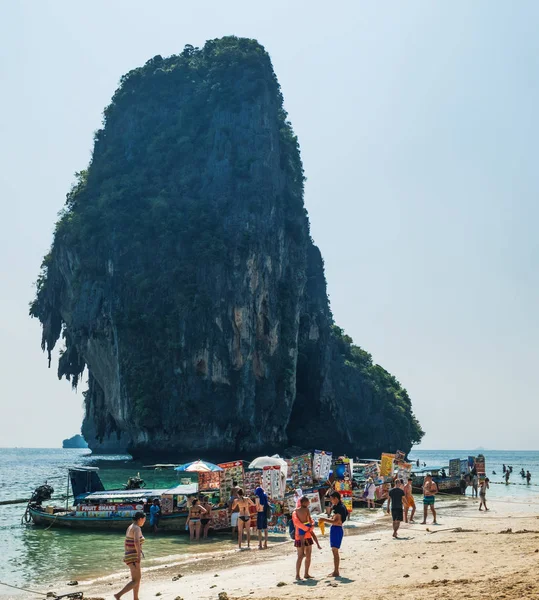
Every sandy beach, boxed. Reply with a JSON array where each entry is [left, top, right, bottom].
[[55, 492, 539, 600]]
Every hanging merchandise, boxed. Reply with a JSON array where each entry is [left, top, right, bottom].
[[333, 457, 353, 513], [160, 495, 173, 514], [397, 462, 413, 483], [268, 514, 288, 534], [212, 508, 231, 530], [243, 469, 263, 495], [333, 457, 352, 480], [313, 450, 332, 481], [303, 490, 322, 515], [290, 454, 313, 489], [218, 460, 244, 504], [395, 450, 406, 463], [364, 462, 380, 481], [460, 459, 469, 475]]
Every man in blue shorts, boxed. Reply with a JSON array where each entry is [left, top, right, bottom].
[[420, 474, 438, 525], [318, 491, 347, 577], [149, 498, 161, 533]]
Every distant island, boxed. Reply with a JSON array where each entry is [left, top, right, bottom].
[[62, 434, 89, 449]]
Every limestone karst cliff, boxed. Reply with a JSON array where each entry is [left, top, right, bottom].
[[31, 37, 423, 458]]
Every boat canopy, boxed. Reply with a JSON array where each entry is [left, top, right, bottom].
[[164, 483, 199, 495], [69, 466, 100, 472], [77, 488, 165, 502], [412, 466, 448, 474], [70, 466, 105, 497], [76, 483, 199, 503]]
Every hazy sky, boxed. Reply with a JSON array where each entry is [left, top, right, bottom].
[[1, 1, 538, 450]]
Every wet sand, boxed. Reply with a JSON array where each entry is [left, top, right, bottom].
[[50, 494, 539, 600]]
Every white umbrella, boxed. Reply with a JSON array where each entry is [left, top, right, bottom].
[[248, 455, 288, 470]]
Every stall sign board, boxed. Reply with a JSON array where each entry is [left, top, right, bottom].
[[313, 450, 332, 481], [199, 471, 221, 491], [218, 460, 244, 503], [449, 459, 461, 478], [380, 453, 395, 478], [243, 469, 263, 495], [290, 454, 314, 489]]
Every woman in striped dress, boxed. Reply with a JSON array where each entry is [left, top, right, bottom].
[[114, 511, 146, 600]]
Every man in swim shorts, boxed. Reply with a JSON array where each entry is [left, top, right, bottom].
[[421, 474, 438, 525], [387, 480, 405, 538], [403, 479, 416, 523], [319, 491, 347, 577], [229, 480, 240, 538], [149, 498, 161, 534]]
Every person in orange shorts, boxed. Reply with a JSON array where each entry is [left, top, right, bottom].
[[403, 479, 416, 523]]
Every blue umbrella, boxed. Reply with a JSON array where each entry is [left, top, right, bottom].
[[175, 460, 223, 473]]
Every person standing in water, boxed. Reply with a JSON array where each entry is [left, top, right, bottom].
[[478, 478, 490, 511], [420, 474, 438, 525], [319, 491, 348, 577], [149, 499, 160, 534], [365, 478, 376, 509], [231, 488, 254, 550], [505, 470, 510, 484], [472, 473, 479, 498], [200, 495, 213, 539], [187, 497, 207, 541], [114, 511, 146, 600], [526, 471, 531, 484]]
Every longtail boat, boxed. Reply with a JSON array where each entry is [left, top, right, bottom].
[[25, 467, 204, 532]]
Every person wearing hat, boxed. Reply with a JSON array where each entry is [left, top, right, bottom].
[[365, 477, 376, 509]]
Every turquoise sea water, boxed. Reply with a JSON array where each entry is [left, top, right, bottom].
[[0, 448, 537, 597]]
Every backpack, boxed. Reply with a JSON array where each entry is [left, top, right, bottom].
[[288, 512, 296, 540]]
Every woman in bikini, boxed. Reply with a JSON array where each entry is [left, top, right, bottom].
[[200, 495, 213, 539], [114, 511, 146, 600], [231, 488, 254, 549], [187, 497, 207, 541]]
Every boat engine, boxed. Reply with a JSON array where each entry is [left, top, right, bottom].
[[22, 483, 55, 524], [29, 484, 54, 506], [124, 474, 145, 490]]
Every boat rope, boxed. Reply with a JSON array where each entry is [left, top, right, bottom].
[[44, 512, 62, 531], [0, 581, 83, 599], [0, 580, 48, 596]]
